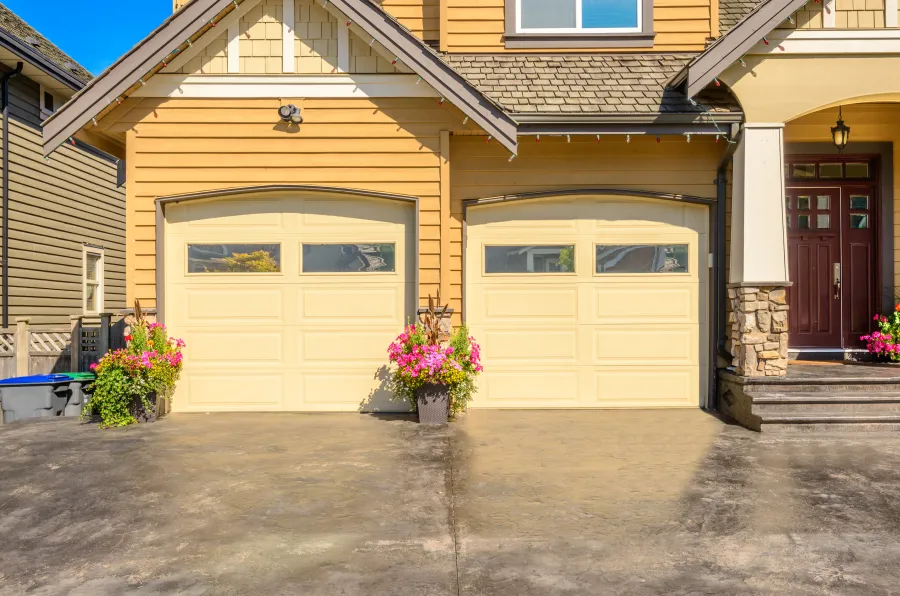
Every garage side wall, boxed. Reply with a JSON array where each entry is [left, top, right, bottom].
[[449, 135, 723, 321], [124, 96, 465, 310]]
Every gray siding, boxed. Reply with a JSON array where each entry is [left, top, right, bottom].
[[0, 73, 126, 325]]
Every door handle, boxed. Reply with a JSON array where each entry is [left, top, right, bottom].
[[833, 262, 841, 300]]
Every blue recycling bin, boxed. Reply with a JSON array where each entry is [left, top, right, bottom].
[[0, 374, 72, 423]]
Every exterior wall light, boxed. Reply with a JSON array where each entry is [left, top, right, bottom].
[[278, 104, 303, 125], [831, 106, 850, 152]]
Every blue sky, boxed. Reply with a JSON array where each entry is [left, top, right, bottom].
[[5, 0, 172, 75]]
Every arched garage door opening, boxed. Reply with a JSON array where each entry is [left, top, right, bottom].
[[465, 193, 710, 409], [158, 187, 417, 413]]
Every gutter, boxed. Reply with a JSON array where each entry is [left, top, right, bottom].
[[2, 61, 23, 329], [0, 31, 85, 91]]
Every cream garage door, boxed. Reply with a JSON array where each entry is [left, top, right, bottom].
[[165, 193, 415, 412], [466, 196, 708, 408]]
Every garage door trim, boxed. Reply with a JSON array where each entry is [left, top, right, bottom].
[[155, 184, 419, 325], [462, 188, 719, 408]]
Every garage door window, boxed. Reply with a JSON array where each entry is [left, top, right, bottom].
[[302, 243, 396, 273], [484, 245, 575, 274], [595, 244, 688, 274], [187, 243, 281, 273]]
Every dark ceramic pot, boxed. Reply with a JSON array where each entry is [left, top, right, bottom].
[[416, 383, 450, 425], [128, 391, 169, 423]]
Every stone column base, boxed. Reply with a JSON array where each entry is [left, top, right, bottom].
[[726, 285, 789, 377]]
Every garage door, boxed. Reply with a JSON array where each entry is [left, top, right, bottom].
[[466, 195, 708, 409], [164, 192, 415, 412]]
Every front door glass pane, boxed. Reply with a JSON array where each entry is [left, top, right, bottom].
[[816, 195, 830, 210], [850, 214, 869, 229], [850, 195, 869, 210], [521, 0, 576, 28], [302, 243, 396, 273], [816, 214, 831, 229], [188, 243, 281, 273], [797, 196, 811, 210], [596, 245, 689, 273], [845, 163, 870, 178], [785, 196, 791, 210], [818, 163, 842, 178], [798, 215, 811, 230], [792, 164, 816, 178]]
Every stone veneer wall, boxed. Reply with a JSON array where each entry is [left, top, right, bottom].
[[726, 285, 790, 377]]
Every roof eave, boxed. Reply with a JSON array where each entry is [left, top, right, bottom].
[[515, 112, 744, 136], [0, 29, 86, 90]]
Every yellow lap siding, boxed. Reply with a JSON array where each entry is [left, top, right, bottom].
[[125, 97, 461, 310]]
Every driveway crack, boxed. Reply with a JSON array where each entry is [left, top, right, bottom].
[[447, 433, 462, 596]]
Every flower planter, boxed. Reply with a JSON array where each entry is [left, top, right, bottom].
[[416, 383, 450, 425], [128, 391, 169, 423]]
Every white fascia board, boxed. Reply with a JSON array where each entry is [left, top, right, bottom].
[[747, 28, 900, 54], [163, 0, 261, 72], [131, 74, 441, 98]]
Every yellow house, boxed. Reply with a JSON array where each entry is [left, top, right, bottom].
[[42, 0, 900, 420]]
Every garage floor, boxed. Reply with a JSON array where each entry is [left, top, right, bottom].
[[1, 411, 899, 595]]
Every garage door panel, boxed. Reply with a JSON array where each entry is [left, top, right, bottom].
[[591, 284, 697, 324], [473, 286, 579, 323], [301, 199, 411, 230], [483, 328, 579, 363], [187, 331, 285, 364], [183, 374, 284, 410], [589, 200, 686, 229], [301, 370, 408, 412], [300, 285, 406, 324], [593, 367, 698, 408], [479, 368, 580, 407], [300, 329, 399, 365], [180, 200, 283, 228], [593, 325, 697, 365], [184, 287, 285, 323]]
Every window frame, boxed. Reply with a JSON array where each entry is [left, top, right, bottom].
[[83, 246, 104, 315], [300, 242, 399, 275], [39, 85, 58, 121], [593, 243, 691, 276], [504, 0, 654, 49], [516, 0, 642, 34], [184, 242, 284, 276], [482, 244, 577, 276]]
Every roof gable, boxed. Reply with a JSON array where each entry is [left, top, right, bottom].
[[671, 0, 808, 98], [43, 0, 517, 155]]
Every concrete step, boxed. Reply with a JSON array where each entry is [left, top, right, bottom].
[[760, 413, 900, 433], [751, 392, 900, 415], [745, 382, 900, 394]]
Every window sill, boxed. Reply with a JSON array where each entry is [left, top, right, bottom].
[[504, 31, 655, 49]]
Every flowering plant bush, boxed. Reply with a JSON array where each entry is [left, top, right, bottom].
[[387, 322, 483, 415], [84, 321, 185, 427], [861, 304, 900, 361]]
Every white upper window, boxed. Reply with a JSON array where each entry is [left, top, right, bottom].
[[516, 0, 641, 33], [83, 246, 104, 314], [40, 86, 58, 121]]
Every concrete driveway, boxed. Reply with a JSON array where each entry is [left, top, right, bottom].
[[1, 411, 899, 595]]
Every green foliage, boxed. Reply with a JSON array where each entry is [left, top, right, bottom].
[[557, 246, 575, 272], [218, 250, 278, 272]]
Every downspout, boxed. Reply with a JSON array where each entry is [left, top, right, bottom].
[[1, 62, 23, 329], [712, 123, 742, 408]]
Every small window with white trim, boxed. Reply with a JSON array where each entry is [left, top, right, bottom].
[[518, 0, 641, 32], [83, 246, 104, 314]]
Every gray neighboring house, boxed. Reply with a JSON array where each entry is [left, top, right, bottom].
[[0, 3, 124, 327]]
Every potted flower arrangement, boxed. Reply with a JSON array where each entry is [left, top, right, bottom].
[[861, 304, 900, 361], [84, 321, 185, 427], [387, 296, 483, 424]]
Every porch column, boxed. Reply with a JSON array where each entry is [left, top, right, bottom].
[[727, 123, 791, 377]]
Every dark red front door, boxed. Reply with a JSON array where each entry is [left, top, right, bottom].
[[787, 188, 841, 348], [786, 178, 878, 349]]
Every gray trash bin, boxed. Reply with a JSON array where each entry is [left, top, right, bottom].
[[0, 374, 72, 423]]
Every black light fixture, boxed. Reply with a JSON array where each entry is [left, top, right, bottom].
[[278, 104, 303, 125], [831, 105, 850, 152]]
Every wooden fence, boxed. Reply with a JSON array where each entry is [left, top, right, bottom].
[[0, 314, 126, 378]]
